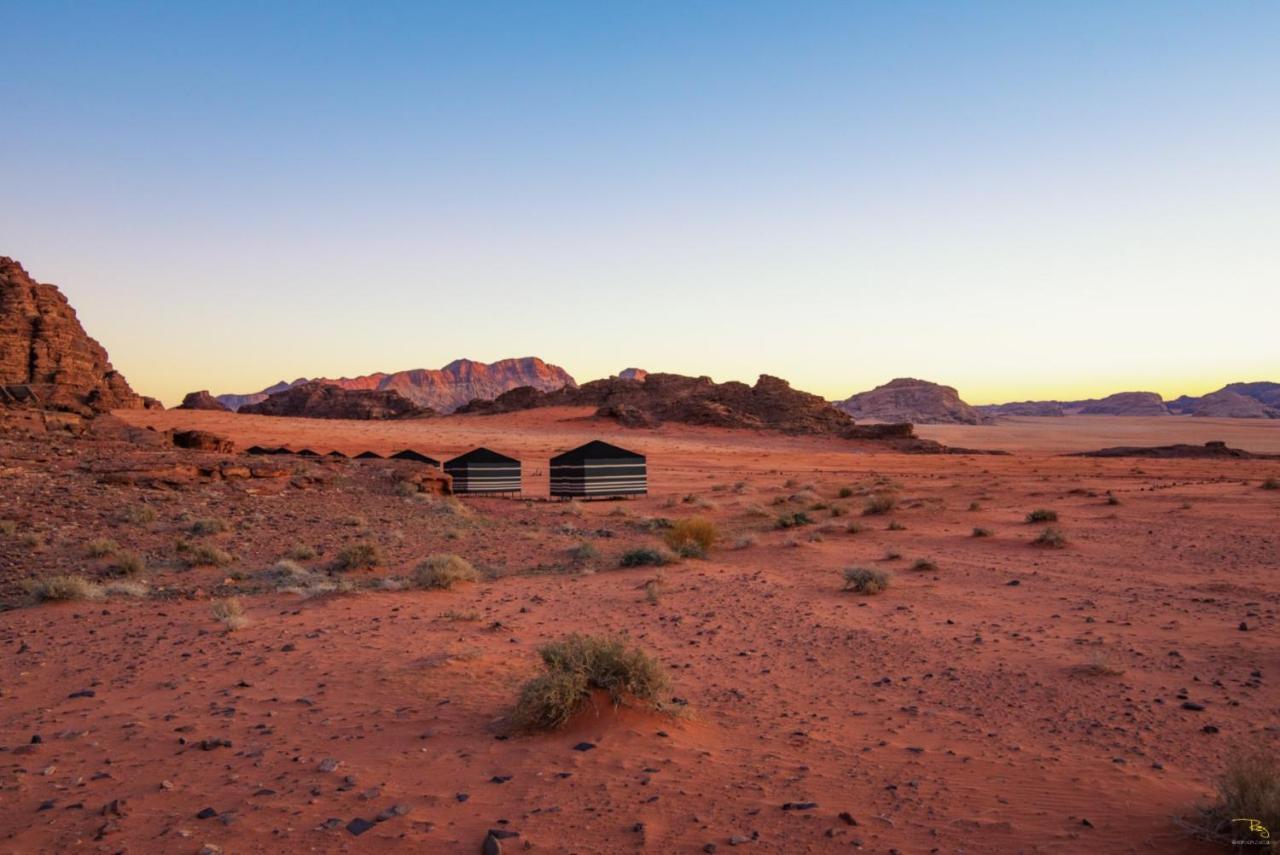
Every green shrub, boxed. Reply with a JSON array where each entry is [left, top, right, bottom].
[[413, 554, 479, 589], [1025, 509, 1058, 523], [1032, 527, 1067, 548], [620, 548, 669, 568], [842, 567, 891, 595], [863, 493, 897, 516], [663, 517, 717, 558], [334, 541, 381, 571], [24, 575, 104, 603], [512, 634, 670, 731]]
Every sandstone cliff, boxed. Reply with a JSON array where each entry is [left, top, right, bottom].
[[835, 378, 987, 425]]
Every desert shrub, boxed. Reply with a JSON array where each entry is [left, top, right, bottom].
[[1262, 479, 1280, 491], [643, 579, 661, 604], [341, 514, 367, 527], [1186, 746, 1280, 847], [393, 480, 419, 498], [663, 518, 717, 558], [570, 542, 601, 563], [260, 559, 312, 585], [512, 634, 670, 731], [333, 541, 381, 571], [742, 503, 771, 518], [732, 535, 757, 550], [286, 544, 317, 561], [842, 567, 891, 595], [120, 505, 157, 525], [0, 519, 17, 536], [732, 480, 749, 494], [863, 493, 897, 516], [211, 597, 248, 631], [103, 580, 148, 598], [190, 517, 227, 536], [887, 520, 906, 531], [912, 558, 938, 571], [24, 575, 103, 603], [84, 538, 119, 558], [620, 548, 670, 568], [967, 501, 982, 511], [113, 551, 146, 577], [845, 522, 864, 535], [884, 550, 902, 561], [838, 486, 854, 499], [413, 554, 479, 589], [1032, 527, 1067, 548], [1025, 509, 1058, 524], [184, 543, 232, 567], [775, 512, 812, 529], [1077, 649, 1125, 677], [972, 527, 993, 538], [1105, 493, 1121, 505]]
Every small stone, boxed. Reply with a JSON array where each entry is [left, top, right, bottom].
[[30, 735, 42, 744], [839, 812, 858, 826], [703, 845, 717, 854], [782, 802, 818, 811], [317, 758, 340, 773], [483, 833, 504, 855], [199, 845, 222, 855], [1203, 725, 1220, 734], [1181, 702, 1205, 711], [1239, 622, 1249, 631], [730, 835, 750, 845], [1081, 818, 1093, 828], [196, 807, 218, 820], [68, 690, 96, 699], [455, 792, 469, 803], [572, 742, 595, 752], [490, 775, 512, 784], [375, 804, 410, 822], [1006, 580, 1020, 587], [346, 818, 375, 836]]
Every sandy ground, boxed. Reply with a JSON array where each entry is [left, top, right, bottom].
[[0, 409, 1277, 853], [917, 415, 1280, 455]]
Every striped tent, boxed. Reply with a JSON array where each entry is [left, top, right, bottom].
[[444, 448, 521, 495], [550, 440, 646, 499]]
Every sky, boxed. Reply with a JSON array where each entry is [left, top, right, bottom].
[[2, 1, 1277, 407]]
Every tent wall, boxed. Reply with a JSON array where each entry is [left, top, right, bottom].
[[445, 461, 522, 494], [550, 457, 646, 498]]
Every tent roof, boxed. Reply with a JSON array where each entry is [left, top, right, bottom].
[[391, 449, 439, 465], [446, 447, 519, 465], [551, 440, 644, 464], [355, 451, 383, 459]]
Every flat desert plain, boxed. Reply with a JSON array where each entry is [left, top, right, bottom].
[[1, 408, 1277, 853]]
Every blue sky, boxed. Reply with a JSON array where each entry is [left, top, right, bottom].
[[3, 1, 1277, 405]]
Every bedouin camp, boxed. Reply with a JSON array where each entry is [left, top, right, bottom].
[[390, 449, 440, 466], [550, 440, 647, 499], [444, 448, 521, 495]]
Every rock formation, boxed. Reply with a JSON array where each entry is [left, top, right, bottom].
[[0, 257, 146, 415], [974, 401, 1066, 417], [618, 368, 648, 382], [1073, 440, 1277, 460], [177, 390, 230, 411], [835, 378, 987, 425], [1077, 391, 1169, 416], [217, 357, 575, 414], [1186, 390, 1279, 419], [239, 381, 433, 420]]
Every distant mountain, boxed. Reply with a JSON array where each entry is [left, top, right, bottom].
[[834, 378, 987, 425], [239, 381, 431, 420], [981, 381, 1280, 419], [1078, 391, 1169, 416], [212, 357, 575, 414]]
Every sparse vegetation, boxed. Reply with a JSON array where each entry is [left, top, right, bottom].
[[911, 558, 938, 572], [570, 542, 601, 563], [120, 505, 157, 525], [24, 575, 103, 603], [183, 543, 233, 567], [733, 535, 757, 550], [775, 512, 812, 529], [211, 597, 248, 631], [887, 520, 906, 531], [842, 566, 891, 595], [1185, 745, 1280, 848], [838, 486, 854, 499], [643, 579, 661, 604], [620, 548, 670, 568], [84, 538, 118, 558], [333, 541, 382, 571], [0, 519, 17, 536], [863, 493, 897, 516], [341, 514, 367, 527], [972, 527, 993, 538], [1076, 650, 1125, 676], [1032, 527, 1067, 548], [190, 517, 227, 536], [512, 634, 670, 731], [103, 580, 149, 598], [413, 553, 479, 589], [845, 522, 864, 535], [1262, 479, 1280, 491], [286, 544, 317, 561], [440, 609, 480, 622], [113, 551, 146, 577], [1025, 508, 1058, 524], [883, 550, 902, 561], [663, 517, 717, 558]]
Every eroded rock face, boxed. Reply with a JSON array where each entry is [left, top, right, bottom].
[[177, 390, 230, 412], [1078, 391, 1169, 416], [0, 257, 144, 414], [239, 382, 433, 420], [217, 357, 576, 414], [835, 378, 987, 425], [1186, 390, 1279, 419]]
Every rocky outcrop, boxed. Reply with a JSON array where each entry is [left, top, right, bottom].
[[975, 401, 1066, 418], [239, 381, 433, 420], [177, 390, 230, 411], [461, 372, 853, 435], [217, 357, 575, 414], [835, 378, 987, 425], [1186, 390, 1279, 419], [618, 368, 648, 382], [0, 257, 145, 415], [1072, 441, 1277, 460], [171, 429, 235, 453], [1077, 391, 1169, 416]]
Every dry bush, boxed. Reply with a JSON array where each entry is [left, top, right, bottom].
[[512, 634, 670, 732], [732, 535, 757, 550], [394, 480, 419, 498], [84, 538, 119, 558], [775, 512, 812, 529], [842, 567, 891, 595], [341, 514, 366, 527], [620, 548, 670, 568], [883, 550, 902, 561], [190, 517, 227, 536], [333, 541, 381, 571], [120, 505, 157, 525], [972, 527, 993, 538], [1262, 479, 1280, 491], [440, 609, 480, 622], [1025, 508, 1058, 523], [413, 554, 479, 589], [863, 493, 897, 516], [643, 578, 661, 604], [184, 543, 232, 567], [911, 558, 938, 572], [732, 481, 749, 494], [1076, 649, 1125, 677], [1185, 746, 1280, 847], [838, 486, 855, 499], [663, 518, 717, 558], [1032, 527, 1067, 549], [113, 551, 146, 577], [845, 521, 864, 535], [286, 544, 317, 561], [887, 520, 906, 531], [104, 580, 149, 598], [211, 597, 248, 631], [0, 519, 17, 536], [570, 542, 601, 563], [24, 575, 103, 603], [742, 503, 771, 518]]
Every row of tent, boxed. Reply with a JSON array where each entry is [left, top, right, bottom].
[[246, 440, 647, 499]]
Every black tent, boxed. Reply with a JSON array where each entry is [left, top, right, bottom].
[[391, 449, 440, 466], [327, 450, 348, 459], [444, 448, 521, 494], [550, 440, 646, 499], [294, 448, 320, 457], [355, 451, 384, 460]]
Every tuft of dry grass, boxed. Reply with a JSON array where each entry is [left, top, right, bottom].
[[863, 493, 897, 516], [1032, 527, 1067, 549], [732, 535, 757, 550], [24, 575, 104, 603], [911, 558, 938, 572], [1184, 746, 1280, 847], [341, 514, 367, 527], [440, 609, 480, 622], [838, 486, 855, 499], [1262, 478, 1280, 491], [1025, 508, 1058, 523], [183, 543, 233, 567], [211, 597, 248, 631], [775, 512, 812, 529], [189, 517, 228, 536], [286, 544, 317, 561], [413, 554, 479, 589], [0, 519, 17, 536], [972, 527, 993, 538], [1075, 649, 1125, 677], [886, 520, 906, 531], [113, 551, 146, 577], [663, 517, 717, 558], [333, 541, 381, 571], [84, 538, 119, 558], [570, 542, 601, 563], [842, 566, 891, 595], [104, 580, 149, 598], [120, 505, 157, 525], [512, 634, 670, 732]]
